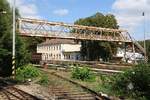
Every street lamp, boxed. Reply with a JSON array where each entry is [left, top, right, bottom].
[[12, 0, 16, 79], [142, 12, 148, 63]]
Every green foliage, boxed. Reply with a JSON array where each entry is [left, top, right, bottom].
[[112, 71, 131, 93], [74, 12, 119, 61], [0, 0, 30, 76], [112, 64, 150, 99], [16, 36, 31, 67], [38, 74, 50, 86], [24, 37, 44, 53], [71, 66, 95, 81], [93, 74, 115, 95], [131, 64, 150, 95], [16, 64, 40, 82], [0, 0, 13, 76], [16, 64, 50, 86]]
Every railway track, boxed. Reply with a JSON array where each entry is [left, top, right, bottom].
[[49, 86, 97, 100], [0, 79, 41, 100], [41, 60, 132, 70], [35, 63, 123, 74], [38, 60, 132, 73], [41, 68, 112, 100]]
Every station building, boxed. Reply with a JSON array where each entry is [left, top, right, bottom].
[[37, 39, 81, 61]]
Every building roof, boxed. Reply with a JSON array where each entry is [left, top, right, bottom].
[[38, 39, 76, 45]]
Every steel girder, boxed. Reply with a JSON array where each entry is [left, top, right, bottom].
[[17, 18, 132, 42]]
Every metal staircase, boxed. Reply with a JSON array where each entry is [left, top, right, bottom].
[[126, 32, 146, 55]]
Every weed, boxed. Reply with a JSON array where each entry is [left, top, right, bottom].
[[71, 66, 95, 81]]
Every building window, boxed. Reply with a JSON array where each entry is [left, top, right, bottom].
[[57, 46, 58, 50], [59, 54, 61, 59], [64, 54, 66, 59], [49, 54, 51, 59], [57, 54, 58, 59], [46, 54, 48, 60], [44, 54, 46, 60]]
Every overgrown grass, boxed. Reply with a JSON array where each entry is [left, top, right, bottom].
[[16, 64, 40, 82], [71, 66, 95, 82], [38, 74, 50, 86], [111, 64, 150, 99], [16, 64, 150, 99], [16, 64, 50, 86], [68, 64, 150, 99]]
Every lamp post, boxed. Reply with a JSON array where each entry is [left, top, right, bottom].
[[143, 12, 148, 63], [12, 0, 16, 78]]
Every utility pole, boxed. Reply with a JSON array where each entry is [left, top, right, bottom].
[[12, 0, 16, 78], [143, 12, 147, 63]]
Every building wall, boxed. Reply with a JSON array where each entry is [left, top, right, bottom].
[[63, 52, 80, 60], [61, 44, 81, 60], [61, 44, 81, 52], [37, 44, 62, 60], [116, 48, 125, 57], [37, 44, 81, 61]]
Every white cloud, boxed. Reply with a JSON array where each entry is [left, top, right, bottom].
[[7, 0, 41, 19], [53, 9, 69, 16], [112, 0, 150, 32]]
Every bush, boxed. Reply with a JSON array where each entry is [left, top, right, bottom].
[[71, 66, 95, 81], [112, 64, 150, 99], [16, 64, 40, 82], [113, 71, 131, 93], [38, 74, 49, 86]]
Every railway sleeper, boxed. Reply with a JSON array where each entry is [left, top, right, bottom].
[[54, 94, 96, 99], [5, 88, 33, 100], [55, 92, 91, 95], [55, 93, 93, 97], [51, 90, 81, 93], [56, 96, 96, 100]]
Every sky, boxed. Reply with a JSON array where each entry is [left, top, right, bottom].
[[7, 0, 150, 40]]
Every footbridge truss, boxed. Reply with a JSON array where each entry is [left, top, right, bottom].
[[17, 18, 131, 42], [17, 18, 146, 55]]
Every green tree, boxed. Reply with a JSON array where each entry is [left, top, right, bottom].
[[144, 40, 150, 63], [146, 40, 150, 63], [0, 0, 30, 76], [74, 12, 119, 61], [24, 37, 44, 53]]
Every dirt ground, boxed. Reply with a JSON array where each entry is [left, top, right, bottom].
[[15, 83, 54, 100]]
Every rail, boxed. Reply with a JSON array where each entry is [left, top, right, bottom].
[[0, 79, 41, 100], [40, 68, 114, 100]]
